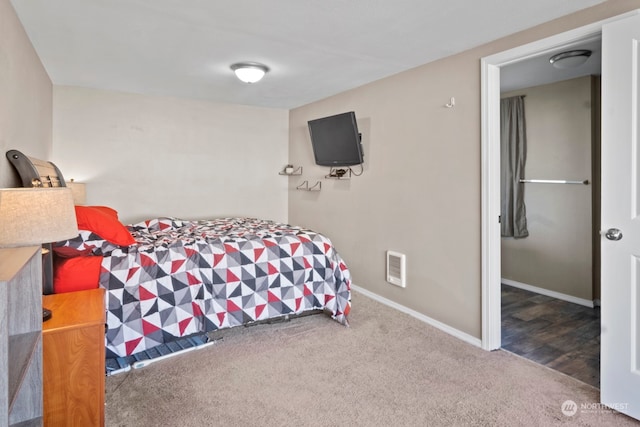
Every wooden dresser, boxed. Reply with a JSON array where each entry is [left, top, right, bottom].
[[42, 288, 105, 427]]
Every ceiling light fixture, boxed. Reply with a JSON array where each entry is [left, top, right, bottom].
[[230, 62, 269, 83], [549, 49, 592, 69]]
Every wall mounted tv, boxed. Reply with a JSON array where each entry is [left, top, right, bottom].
[[308, 111, 363, 167]]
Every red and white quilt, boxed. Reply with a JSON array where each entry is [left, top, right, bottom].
[[100, 217, 351, 358]]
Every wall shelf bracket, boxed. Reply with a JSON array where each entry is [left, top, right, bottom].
[[296, 180, 321, 191], [279, 165, 303, 176]]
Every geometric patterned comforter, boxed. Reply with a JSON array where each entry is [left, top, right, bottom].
[[99, 217, 351, 358]]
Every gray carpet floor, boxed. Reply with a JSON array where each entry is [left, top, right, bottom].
[[105, 291, 639, 426]]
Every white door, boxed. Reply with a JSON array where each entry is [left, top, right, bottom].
[[601, 12, 640, 419]]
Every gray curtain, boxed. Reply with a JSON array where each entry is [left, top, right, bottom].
[[500, 96, 528, 238]]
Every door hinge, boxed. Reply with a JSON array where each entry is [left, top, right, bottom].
[[498, 215, 501, 223]]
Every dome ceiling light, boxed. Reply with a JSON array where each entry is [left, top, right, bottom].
[[230, 62, 269, 83], [549, 49, 592, 69]]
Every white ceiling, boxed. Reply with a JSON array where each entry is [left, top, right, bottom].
[[10, 0, 605, 109]]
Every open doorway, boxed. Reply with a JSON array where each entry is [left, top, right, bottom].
[[480, 19, 609, 346], [498, 55, 601, 387], [481, 22, 607, 353]]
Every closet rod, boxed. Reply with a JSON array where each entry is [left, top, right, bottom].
[[519, 179, 589, 185]]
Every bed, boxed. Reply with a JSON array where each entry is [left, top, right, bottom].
[[6, 150, 352, 359]]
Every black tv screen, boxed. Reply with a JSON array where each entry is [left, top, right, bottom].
[[308, 111, 363, 167]]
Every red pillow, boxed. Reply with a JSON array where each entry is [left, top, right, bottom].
[[53, 256, 102, 293], [74, 206, 136, 246], [90, 205, 119, 219]]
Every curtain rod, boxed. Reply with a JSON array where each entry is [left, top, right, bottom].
[[519, 179, 589, 185]]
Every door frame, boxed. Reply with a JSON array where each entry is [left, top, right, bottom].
[[480, 11, 640, 351]]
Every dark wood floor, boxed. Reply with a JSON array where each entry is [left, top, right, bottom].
[[501, 284, 600, 388]]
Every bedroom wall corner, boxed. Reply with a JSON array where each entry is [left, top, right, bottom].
[[0, 0, 53, 188]]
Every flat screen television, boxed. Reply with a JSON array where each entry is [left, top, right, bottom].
[[308, 111, 363, 167]]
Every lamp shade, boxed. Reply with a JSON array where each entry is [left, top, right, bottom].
[[0, 187, 78, 247], [67, 180, 87, 205]]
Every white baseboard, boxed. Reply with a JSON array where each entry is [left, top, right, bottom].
[[501, 278, 594, 308], [350, 284, 482, 348]]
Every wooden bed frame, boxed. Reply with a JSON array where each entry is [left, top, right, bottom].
[[6, 149, 67, 188]]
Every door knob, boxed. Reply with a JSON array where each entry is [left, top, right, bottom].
[[605, 228, 623, 241]]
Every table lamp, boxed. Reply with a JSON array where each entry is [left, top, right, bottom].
[[67, 179, 86, 205], [0, 187, 78, 320]]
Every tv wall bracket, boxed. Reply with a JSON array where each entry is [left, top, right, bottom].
[[325, 167, 352, 179]]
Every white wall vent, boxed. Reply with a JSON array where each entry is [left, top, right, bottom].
[[386, 251, 406, 288]]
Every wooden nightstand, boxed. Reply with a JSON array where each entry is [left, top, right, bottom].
[[42, 288, 105, 427]]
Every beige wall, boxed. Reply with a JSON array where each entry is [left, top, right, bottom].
[[501, 77, 593, 300], [0, 0, 52, 188], [52, 86, 290, 224], [289, 0, 640, 339]]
